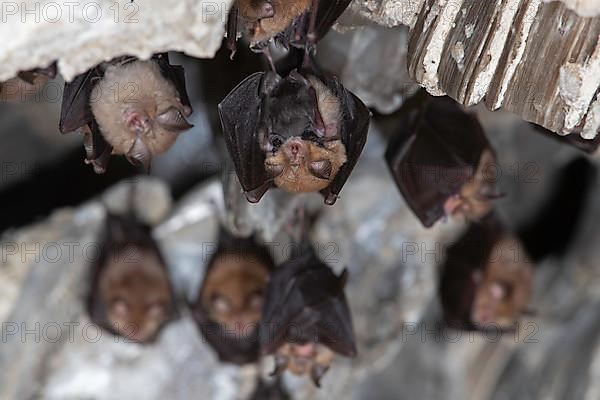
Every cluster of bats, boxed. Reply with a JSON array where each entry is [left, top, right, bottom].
[[1, 0, 597, 393]]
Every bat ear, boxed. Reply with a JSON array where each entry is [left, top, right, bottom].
[[259, 72, 282, 96], [126, 137, 151, 170], [310, 364, 329, 388], [270, 354, 288, 377], [17, 71, 37, 85], [156, 107, 194, 133]]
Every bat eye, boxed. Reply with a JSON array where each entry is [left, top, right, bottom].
[[265, 163, 284, 178], [248, 291, 264, 310], [146, 301, 167, 318], [309, 160, 332, 180], [211, 295, 231, 314], [111, 298, 129, 316], [269, 134, 285, 149]]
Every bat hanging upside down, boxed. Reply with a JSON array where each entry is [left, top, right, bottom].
[[192, 232, 275, 364], [229, 0, 352, 54], [0, 63, 57, 101], [88, 213, 176, 343], [60, 53, 193, 173], [260, 243, 357, 386], [440, 217, 534, 331], [219, 61, 370, 204], [386, 92, 502, 228]]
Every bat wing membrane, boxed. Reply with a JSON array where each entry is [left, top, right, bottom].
[[219, 72, 272, 202]]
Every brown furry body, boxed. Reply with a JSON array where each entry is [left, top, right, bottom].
[[238, 0, 312, 44], [201, 252, 270, 337], [471, 236, 533, 329], [99, 245, 173, 343]]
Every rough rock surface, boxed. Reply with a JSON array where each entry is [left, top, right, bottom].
[[0, 0, 233, 81]]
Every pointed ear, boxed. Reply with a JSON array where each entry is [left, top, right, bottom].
[[126, 137, 151, 171], [270, 354, 288, 377], [310, 364, 329, 388], [155, 107, 193, 132]]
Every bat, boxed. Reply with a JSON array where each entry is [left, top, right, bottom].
[[260, 241, 356, 387], [439, 216, 534, 331], [219, 56, 371, 205], [385, 92, 502, 228], [59, 53, 193, 173], [191, 231, 275, 365], [228, 0, 352, 56], [0, 63, 57, 101], [87, 212, 176, 343]]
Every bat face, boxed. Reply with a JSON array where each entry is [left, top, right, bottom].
[[90, 60, 193, 167], [237, 0, 311, 44], [470, 237, 533, 329], [98, 245, 173, 343], [443, 148, 498, 222], [192, 233, 275, 365], [200, 251, 270, 337], [273, 342, 334, 385], [263, 74, 348, 192], [439, 218, 533, 331], [89, 214, 175, 344], [219, 66, 370, 204]]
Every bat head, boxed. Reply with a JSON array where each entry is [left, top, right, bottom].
[[238, 0, 311, 44], [90, 60, 193, 168], [99, 245, 174, 343], [443, 148, 502, 222], [272, 342, 335, 387], [261, 71, 348, 193], [200, 251, 270, 337], [192, 233, 275, 364], [89, 214, 175, 344], [470, 237, 533, 329]]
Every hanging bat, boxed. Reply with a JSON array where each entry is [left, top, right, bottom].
[[59, 53, 193, 173], [439, 216, 534, 331], [260, 242, 356, 387], [219, 57, 370, 205], [228, 0, 352, 56], [191, 231, 275, 365], [0, 63, 57, 101], [385, 92, 502, 228], [87, 212, 176, 343]]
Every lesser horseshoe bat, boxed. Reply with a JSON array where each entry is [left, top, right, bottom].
[[0, 63, 57, 101], [88, 213, 176, 343], [59, 53, 193, 173], [191, 231, 275, 365], [219, 56, 371, 205], [385, 92, 502, 228], [439, 216, 534, 331], [228, 0, 352, 56], [260, 242, 356, 387]]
